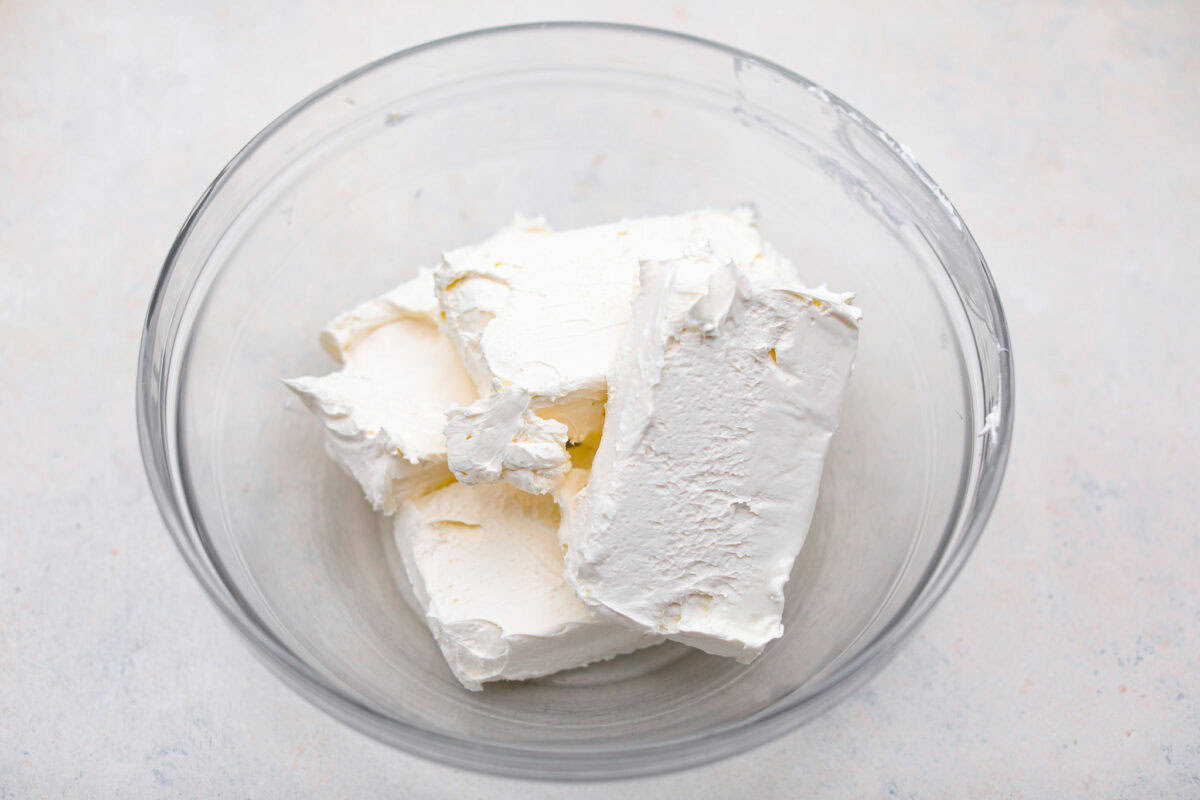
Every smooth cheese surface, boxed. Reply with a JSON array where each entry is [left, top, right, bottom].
[[433, 208, 792, 443], [285, 271, 477, 512], [394, 480, 661, 690]]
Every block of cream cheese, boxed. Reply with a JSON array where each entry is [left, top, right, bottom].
[[284, 269, 477, 512], [394, 480, 661, 690], [433, 208, 797, 443], [561, 252, 860, 662]]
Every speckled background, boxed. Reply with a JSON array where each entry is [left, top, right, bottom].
[[2, 1, 1198, 797]]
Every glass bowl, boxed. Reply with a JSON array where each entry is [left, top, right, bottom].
[[137, 22, 1012, 780]]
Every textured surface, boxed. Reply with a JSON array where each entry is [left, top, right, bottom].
[[2, 1, 1198, 796]]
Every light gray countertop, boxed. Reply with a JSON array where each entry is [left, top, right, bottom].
[[2, 1, 1198, 796]]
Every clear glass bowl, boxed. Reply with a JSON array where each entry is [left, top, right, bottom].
[[137, 23, 1012, 780]]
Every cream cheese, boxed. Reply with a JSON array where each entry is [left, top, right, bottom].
[[444, 385, 571, 495], [284, 271, 477, 512], [319, 266, 441, 359], [561, 252, 860, 662], [393, 480, 661, 690], [433, 208, 795, 444], [289, 210, 861, 688]]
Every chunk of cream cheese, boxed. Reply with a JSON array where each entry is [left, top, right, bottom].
[[434, 208, 796, 444], [561, 252, 860, 662], [284, 269, 477, 512], [393, 480, 662, 690], [318, 267, 442, 359], [444, 385, 571, 495]]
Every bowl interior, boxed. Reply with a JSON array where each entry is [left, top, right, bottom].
[[155, 25, 1001, 775]]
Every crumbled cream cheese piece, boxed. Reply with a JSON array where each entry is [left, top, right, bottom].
[[561, 252, 860, 662], [444, 385, 571, 495], [285, 271, 477, 512], [434, 208, 796, 443], [393, 480, 662, 690]]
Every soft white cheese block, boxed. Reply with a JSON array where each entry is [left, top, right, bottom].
[[561, 252, 861, 662], [433, 208, 797, 444], [284, 270, 477, 512], [318, 267, 441, 359], [393, 480, 662, 690], [444, 385, 571, 495]]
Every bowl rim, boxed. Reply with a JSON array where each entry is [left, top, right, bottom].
[[136, 20, 1014, 781]]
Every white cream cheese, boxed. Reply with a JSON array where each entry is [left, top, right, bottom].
[[289, 210, 861, 688], [444, 385, 570, 495], [561, 252, 860, 662], [393, 480, 662, 690], [285, 271, 477, 512], [319, 267, 441, 359], [433, 208, 795, 444]]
